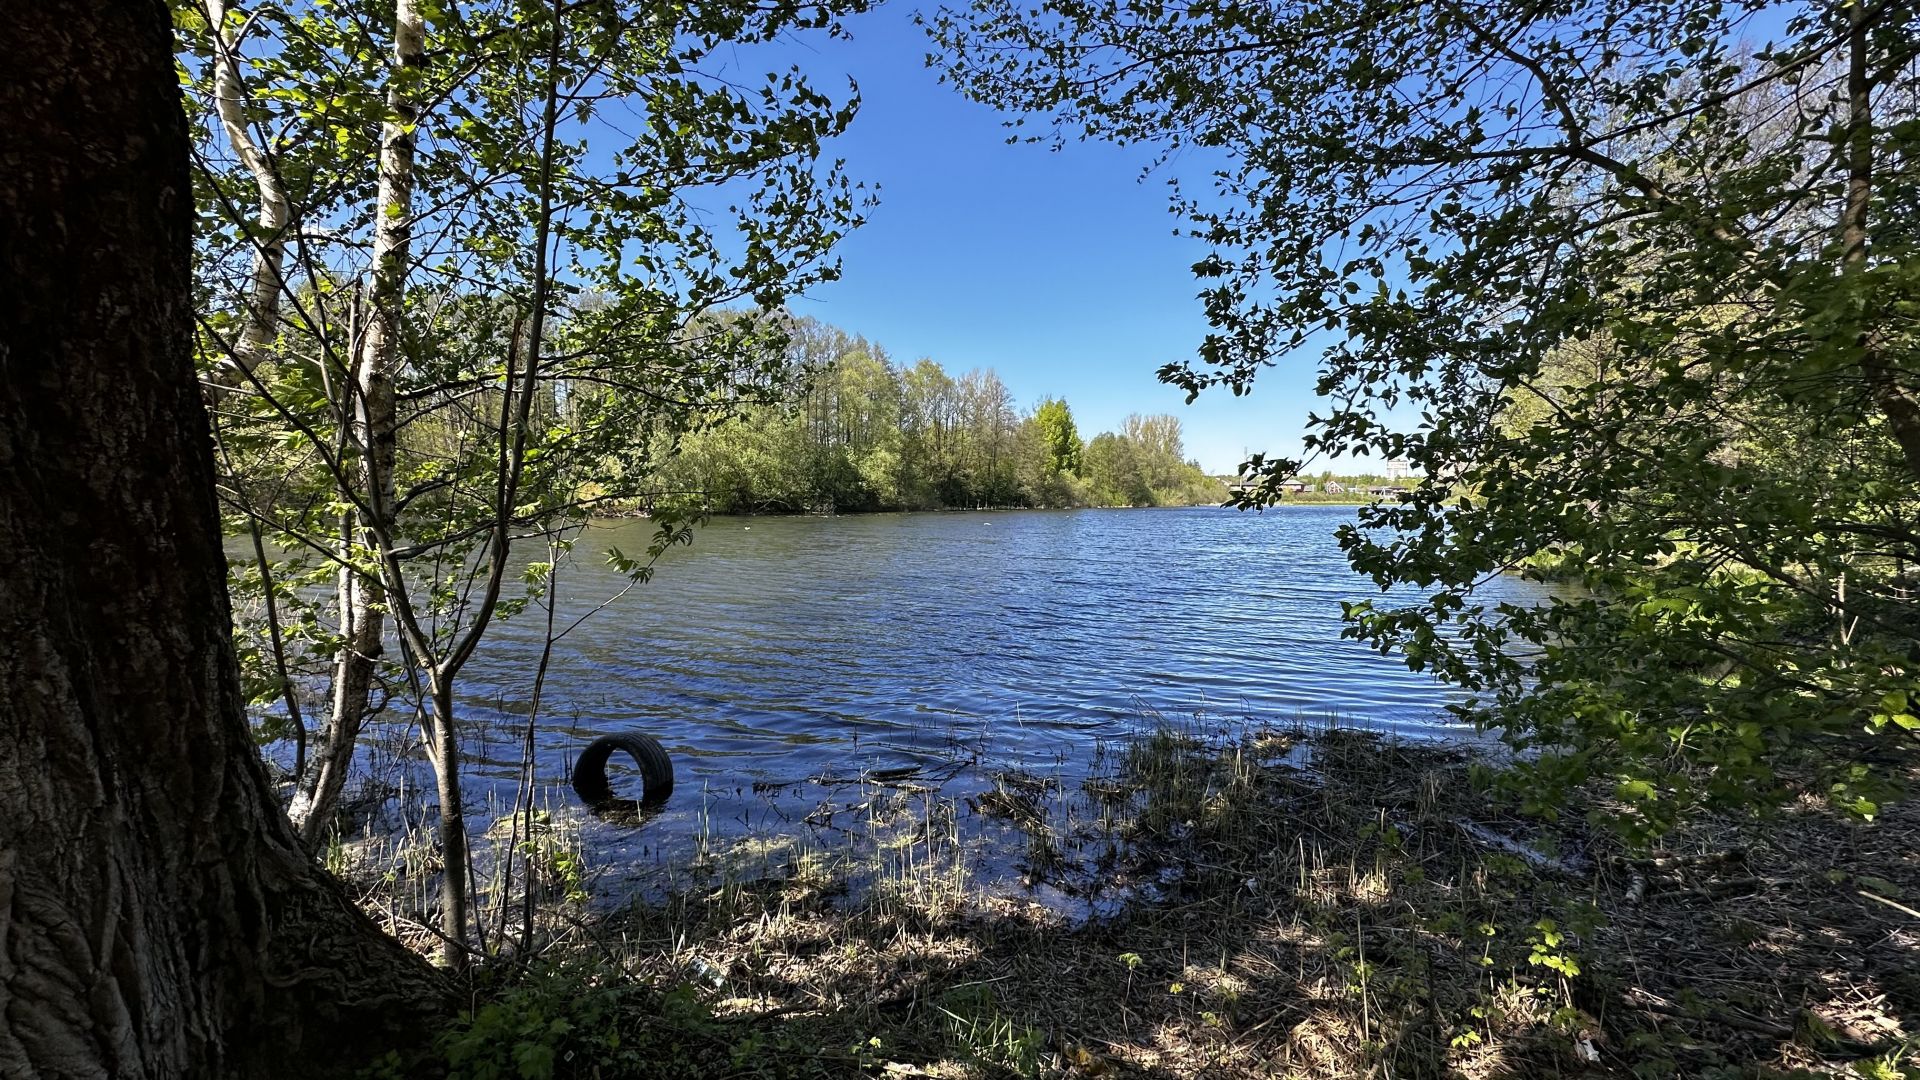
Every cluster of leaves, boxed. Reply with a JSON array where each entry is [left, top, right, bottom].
[[367, 967, 835, 1080], [175, 0, 871, 716], [927, 0, 1920, 838]]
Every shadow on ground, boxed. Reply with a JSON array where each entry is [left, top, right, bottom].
[[395, 723, 1920, 1078]]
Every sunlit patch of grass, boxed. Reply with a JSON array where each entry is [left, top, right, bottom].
[[337, 713, 1918, 1079], [933, 984, 1046, 1076]]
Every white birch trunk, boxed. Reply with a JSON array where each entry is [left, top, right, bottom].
[[204, 0, 289, 379], [291, 0, 421, 844]]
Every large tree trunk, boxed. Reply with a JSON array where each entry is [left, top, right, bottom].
[[1839, 0, 1920, 483], [0, 3, 444, 1076]]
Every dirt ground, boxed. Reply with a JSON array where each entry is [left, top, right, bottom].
[[518, 723, 1920, 1078]]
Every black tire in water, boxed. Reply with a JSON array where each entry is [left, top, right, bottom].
[[571, 732, 674, 809]]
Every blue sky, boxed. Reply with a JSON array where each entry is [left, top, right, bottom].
[[710, 5, 1326, 475]]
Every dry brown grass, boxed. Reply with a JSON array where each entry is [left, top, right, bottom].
[[349, 720, 1920, 1078], [523, 723, 1913, 1078]]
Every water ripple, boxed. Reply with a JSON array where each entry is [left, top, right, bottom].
[[451, 505, 1546, 801]]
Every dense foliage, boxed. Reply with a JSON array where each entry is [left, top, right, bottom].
[[928, 0, 1920, 836], [182, 0, 865, 703], [178, 0, 870, 955], [655, 318, 1226, 512]]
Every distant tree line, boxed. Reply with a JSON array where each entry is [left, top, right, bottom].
[[654, 318, 1226, 513]]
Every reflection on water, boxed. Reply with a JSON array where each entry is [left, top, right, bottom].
[[424, 505, 1547, 897]]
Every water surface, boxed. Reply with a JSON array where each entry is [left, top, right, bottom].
[[435, 505, 1546, 889]]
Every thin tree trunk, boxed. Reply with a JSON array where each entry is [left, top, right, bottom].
[[291, 535, 385, 839], [426, 680, 472, 967], [404, 4, 564, 965], [206, 0, 312, 787], [234, 440, 310, 777], [0, 3, 444, 1075], [1842, 0, 1920, 481], [205, 0, 290, 380], [294, 0, 423, 843]]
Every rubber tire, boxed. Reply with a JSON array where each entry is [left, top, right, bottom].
[[571, 732, 674, 809]]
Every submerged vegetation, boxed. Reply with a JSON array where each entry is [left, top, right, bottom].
[[331, 718, 1918, 1078]]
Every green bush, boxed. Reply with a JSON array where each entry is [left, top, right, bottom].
[[375, 965, 832, 1080]]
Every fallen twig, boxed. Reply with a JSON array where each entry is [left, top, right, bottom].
[[1451, 819, 1590, 875], [1858, 889, 1920, 920]]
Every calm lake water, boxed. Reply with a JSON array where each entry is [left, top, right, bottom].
[[426, 505, 1548, 892]]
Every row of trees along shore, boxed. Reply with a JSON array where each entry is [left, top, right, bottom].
[[655, 318, 1226, 513]]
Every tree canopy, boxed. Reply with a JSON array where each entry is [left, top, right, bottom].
[[928, 0, 1920, 835], [656, 317, 1225, 512], [178, 0, 872, 958]]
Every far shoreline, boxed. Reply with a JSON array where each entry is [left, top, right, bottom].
[[600, 498, 1384, 520]]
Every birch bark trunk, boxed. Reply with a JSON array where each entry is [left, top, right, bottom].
[[1840, 0, 1920, 482], [293, 0, 422, 843], [204, 0, 289, 380]]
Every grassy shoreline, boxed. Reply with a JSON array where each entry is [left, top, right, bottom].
[[351, 721, 1918, 1078]]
